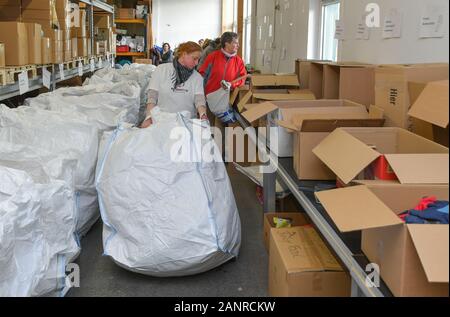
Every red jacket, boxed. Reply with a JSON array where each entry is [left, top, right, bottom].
[[198, 50, 247, 96]]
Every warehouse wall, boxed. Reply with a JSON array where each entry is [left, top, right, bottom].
[[338, 0, 449, 64], [152, 0, 222, 48], [254, 0, 309, 73]]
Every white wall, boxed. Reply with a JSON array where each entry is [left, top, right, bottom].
[[152, 0, 222, 48], [338, 0, 449, 64], [254, 0, 310, 73]]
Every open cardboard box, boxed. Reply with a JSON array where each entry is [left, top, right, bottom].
[[309, 61, 331, 99], [237, 74, 315, 112], [269, 226, 351, 297], [323, 62, 374, 100], [408, 80, 449, 147], [375, 63, 449, 129], [313, 127, 449, 185], [315, 183, 449, 297], [240, 99, 384, 161], [295, 59, 331, 89], [263, 212, 311, 252]]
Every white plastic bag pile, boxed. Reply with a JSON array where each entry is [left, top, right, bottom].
[[0, 143, 80, 297], [0, 105, 100, 237], [96, 109, 241, 277], [25, 81, 141, 132], [85, 64, 156, 123]]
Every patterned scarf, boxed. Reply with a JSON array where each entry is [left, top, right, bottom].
[[172, 58, 194, 90]]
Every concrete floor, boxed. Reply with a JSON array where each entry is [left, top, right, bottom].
[[67, 165, 269, 297]]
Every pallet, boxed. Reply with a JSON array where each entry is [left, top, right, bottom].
[[3, 65, 38, 85]]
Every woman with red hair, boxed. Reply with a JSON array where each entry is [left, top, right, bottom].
[[141, 41, 208, 128]]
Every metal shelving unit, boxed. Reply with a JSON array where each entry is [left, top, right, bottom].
[[0, 1, 115, 102], [235, 112, 392, 298]]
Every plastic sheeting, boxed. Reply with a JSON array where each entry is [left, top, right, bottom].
[[0, 105, 100, 237], [25, 81, 142, 132], [0, 164, 79, 297], [96, 108, 241, 277]]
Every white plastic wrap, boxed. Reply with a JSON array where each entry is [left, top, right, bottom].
[[26, 81, 142, 131], [96, 109, 241, 277], [0, 105, 100, 237], [0, 165, 79, 297]]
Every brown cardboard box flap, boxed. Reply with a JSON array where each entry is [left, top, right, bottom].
[[272, 226, 344, 272], [407, 224, 449, 283], [312, 128, 381, 184], [300, 119, 385, 133], [252, 74, 300, 87], [253, 92, 315, 101], [385, 154, 449, 184], [230, 87, 240, 105], [237, 90, 253, 112], [315, 186, 404, 233], [408, 80, 449, 128], [241, 102, 278, 123]]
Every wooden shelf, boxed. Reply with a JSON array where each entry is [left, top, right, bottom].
[[114, 19, 146, 24], [116, 52, 146, 57]]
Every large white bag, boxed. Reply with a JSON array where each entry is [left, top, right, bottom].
[[26, 81, 141, 131], [0, 105, 100, 237], [96, 109, 241, 277], [0, 165, 79, 297]]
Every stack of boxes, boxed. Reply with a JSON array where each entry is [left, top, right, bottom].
[[0, 0, 114, 65], [93, 15, 114, 56]]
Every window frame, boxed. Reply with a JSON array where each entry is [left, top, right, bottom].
[[320, 0, 340, 61]]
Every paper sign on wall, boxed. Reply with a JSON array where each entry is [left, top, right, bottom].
[[18, 71, 29, 95], [335, 20, 345, 40], [42, 68, 51, 89], [59, 64, 65, 80], [383, 9, 403, 39], [419, 5, 446, 38], [356, 16, 370, 40]]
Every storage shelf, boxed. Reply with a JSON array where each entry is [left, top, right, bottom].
[[115, 19, 146, 24], [235, 112, 391, 298], [116, 52, 146, 57], [79, 0, 114, 13]]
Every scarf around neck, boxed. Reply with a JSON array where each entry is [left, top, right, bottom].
[[221, 48, 237, 59], [172, 58, 194, 90]]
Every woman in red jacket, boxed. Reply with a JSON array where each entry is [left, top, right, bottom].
[[198, 32, 248, 123]]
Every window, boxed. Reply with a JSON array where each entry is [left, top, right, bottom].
[[320, 1, 340, 61], [243, 0, 253, 64]]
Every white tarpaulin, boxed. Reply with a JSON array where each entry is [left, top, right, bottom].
[[0, 164, 79, 297], [0, 105, 100, 237], [96, 108, 241, 276]]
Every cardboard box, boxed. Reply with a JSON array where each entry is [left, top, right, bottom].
[[339, 66, 376, 109], [41, 37, 52, 64], [94, 15, 111, 28], [241, 100, 381, 159], [41, 27, 63, 41], [264, 212, 310, 252], [87, 38, 92, 56], [118, 8, 136, 19], [62, 39, 71, 52], [375, 63, 449, 129], [64, 49, 71, 62], [313, 127, 449, 185], [295, 59, 329, 89], [77, 37, 88, 57], [309, 61, 330, 99], [0, 43, 5, 67], [268, 226, 351, 297], [25, 23, 42, 64], [237, 74, 315, 112], [0, 22, 29, 66], [316, 184, 449, 297], [135, 58, 152, 64], [21, 0, 69, 12], [322, 63, 374, 101], [0, 5, 21, 21], [408, 80, 449, 147], [71, 38, 78, 58]]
